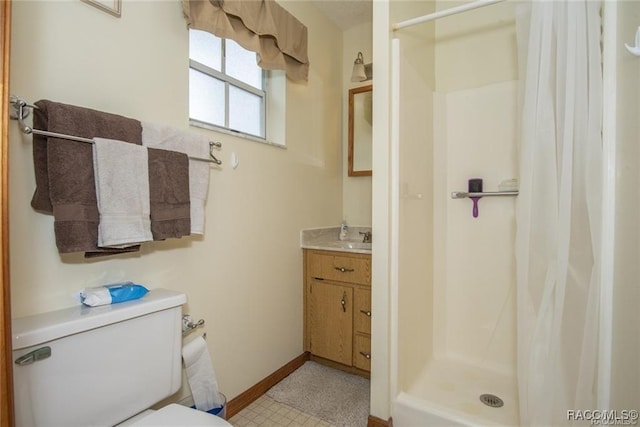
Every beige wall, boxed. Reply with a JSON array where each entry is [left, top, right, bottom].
[[343, 22, 373, 227], [9, 0, 343, 401], [370, 0, 391, 419]]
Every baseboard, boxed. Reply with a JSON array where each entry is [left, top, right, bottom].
[[225, 352, 311, 419], [368, 415, 393, 427]]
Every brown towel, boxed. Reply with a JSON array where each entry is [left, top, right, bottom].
[[30, 100, 143, 255], [147, 148, 191, 240]]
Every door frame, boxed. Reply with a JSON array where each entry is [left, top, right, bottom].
[[1, 1, 13, 426]]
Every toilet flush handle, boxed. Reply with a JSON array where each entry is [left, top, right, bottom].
[[15, 346, 51, 366]]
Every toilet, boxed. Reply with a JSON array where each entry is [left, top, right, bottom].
[[11, 288, 232, 427]]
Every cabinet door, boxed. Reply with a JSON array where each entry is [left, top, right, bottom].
[[308, 280, 353, 365]]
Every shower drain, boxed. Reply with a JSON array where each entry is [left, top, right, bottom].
[[479, 394, 504, 408]]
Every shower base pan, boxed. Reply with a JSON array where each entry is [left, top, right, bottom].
[[393, 358, 519, 426]]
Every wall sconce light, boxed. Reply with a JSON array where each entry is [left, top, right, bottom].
[[351, 51, 372, 82]]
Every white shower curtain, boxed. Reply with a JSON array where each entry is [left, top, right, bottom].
[[516, 1, 603, 425]]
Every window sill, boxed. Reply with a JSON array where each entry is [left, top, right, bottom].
[[189, 120, 286, 149]]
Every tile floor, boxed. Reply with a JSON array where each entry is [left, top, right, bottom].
[[228, 395, 336, 427]]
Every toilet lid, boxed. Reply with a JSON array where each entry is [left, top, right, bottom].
[[129, 404, 232, 426]]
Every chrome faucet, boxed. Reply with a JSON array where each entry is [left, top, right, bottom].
[[359, 231, 372, 243]]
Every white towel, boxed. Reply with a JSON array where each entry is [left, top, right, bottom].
[[141, 122, 211, 235], [92, 138, 153, 248]]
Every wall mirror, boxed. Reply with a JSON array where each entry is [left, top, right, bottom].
[[348, 85, 373, 177]]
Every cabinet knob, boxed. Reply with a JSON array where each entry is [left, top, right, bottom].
[[335, 266, 355, 273], [359, 310, 372, 317], [359, 351, 371, 360], [341, 292, 347, 312]]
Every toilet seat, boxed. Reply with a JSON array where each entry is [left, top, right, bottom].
[[128, 404, 232, 426]]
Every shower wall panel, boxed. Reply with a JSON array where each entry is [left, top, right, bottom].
[[391, 0, 436, 395], [433, 81, 518, 374]]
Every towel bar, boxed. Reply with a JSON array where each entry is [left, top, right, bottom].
[[9, 95, 223, 165]]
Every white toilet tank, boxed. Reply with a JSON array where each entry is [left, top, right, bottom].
[[12, 289, 187, 427]]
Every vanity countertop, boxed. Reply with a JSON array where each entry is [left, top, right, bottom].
[[300, 226, 372, 254]]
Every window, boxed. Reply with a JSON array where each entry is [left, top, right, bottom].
[[189, 29, 266, 139]]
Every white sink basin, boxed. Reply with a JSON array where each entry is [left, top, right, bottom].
[[326, 241, 372, 251]]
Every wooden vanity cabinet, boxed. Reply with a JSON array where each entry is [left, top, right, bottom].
[[303, 249, 371, 374]]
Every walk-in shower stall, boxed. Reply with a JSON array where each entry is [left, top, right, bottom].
[[376, 0, 640, 425]]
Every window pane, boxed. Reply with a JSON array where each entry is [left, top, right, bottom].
[[189, 29, 221, 71], [225, 39, 263, 89], [229, 86, 264, 137], [189, 69, 225, 127]]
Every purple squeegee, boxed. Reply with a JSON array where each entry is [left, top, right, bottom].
[[468, 179, 483, 218]]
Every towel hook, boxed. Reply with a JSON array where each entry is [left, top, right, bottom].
[[625, 26, 640, 56], [209, 141, 222, 165]]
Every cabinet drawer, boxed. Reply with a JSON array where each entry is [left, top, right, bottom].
[[353, 334, 371, 372], [354, 288, 371, 334], [308, 251, 371, 286]]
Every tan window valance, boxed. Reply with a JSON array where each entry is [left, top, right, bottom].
[[182, 0, 309, 82]]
